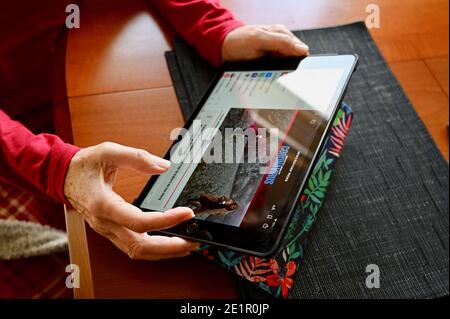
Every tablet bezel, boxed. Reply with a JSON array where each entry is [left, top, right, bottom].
[[134, 54, 358, 257]]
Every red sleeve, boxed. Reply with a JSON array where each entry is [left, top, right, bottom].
[[152, 0, 244, 67], [0, 109, 80, 204]]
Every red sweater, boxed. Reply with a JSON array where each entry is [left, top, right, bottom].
[[0, 0, 243, 205]]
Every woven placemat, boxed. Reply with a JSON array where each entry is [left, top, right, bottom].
[[165, 22, 449, 299]]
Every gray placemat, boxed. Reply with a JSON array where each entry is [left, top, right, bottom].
[[165, 22, 449, 299]]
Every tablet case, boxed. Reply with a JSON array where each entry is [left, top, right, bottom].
[[197, 102, 353, 298]]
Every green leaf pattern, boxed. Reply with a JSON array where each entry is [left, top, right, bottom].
[[198, 103, 353, 298]]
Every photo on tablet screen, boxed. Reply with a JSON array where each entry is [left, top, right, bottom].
[[140, 67, 347, 232], [172, 107, 325, 230]]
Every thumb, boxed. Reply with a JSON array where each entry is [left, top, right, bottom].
[[99, 142, 171, 174], [257, 31, 309, 57]]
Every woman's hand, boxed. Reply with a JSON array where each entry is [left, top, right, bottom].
[[64, 142, 200, 261], [222, 24, 309, 63]]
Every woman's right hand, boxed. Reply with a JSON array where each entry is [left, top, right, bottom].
[[64, 142, 200, 260]]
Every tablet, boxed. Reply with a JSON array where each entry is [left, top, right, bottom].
[[134, 54, 358, 257]]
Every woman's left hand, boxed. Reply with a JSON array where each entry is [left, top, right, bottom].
[[221, 24, 309, 63]]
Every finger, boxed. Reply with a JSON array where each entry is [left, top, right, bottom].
[[100, 190, 195, 233], [111, 234, 195, 261], [98, 142, 171, 174], [266, 24, 300, 42], [266, 25, 310, 52], [106, 224, 199, 260], [257, 30, 309, 56], [137, 235, 201, 258]]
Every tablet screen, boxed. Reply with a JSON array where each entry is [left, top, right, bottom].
[[140, 58, 350, 233]]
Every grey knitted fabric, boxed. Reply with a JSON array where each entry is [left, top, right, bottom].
[[165, 22, 449, 299], [0, 219, 67, 260]]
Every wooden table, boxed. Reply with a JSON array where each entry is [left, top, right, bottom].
[[64, 0, 449, 298]]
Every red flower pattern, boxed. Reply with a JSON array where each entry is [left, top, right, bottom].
[[197, 105, 352, 298], [300, 194, 307, 202], [265, 259, 297, 298], [329, 113, 352, 157]]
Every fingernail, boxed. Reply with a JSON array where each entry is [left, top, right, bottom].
[[189, 243, 201, 251], [180, 207, 195, 218], [156, 158, 171, 169], [295, 43, 309, 53]]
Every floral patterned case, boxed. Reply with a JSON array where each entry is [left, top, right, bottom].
[[197, 103, 353, 298]]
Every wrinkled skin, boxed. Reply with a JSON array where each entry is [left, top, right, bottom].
[[64, 142, 200, 261]]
